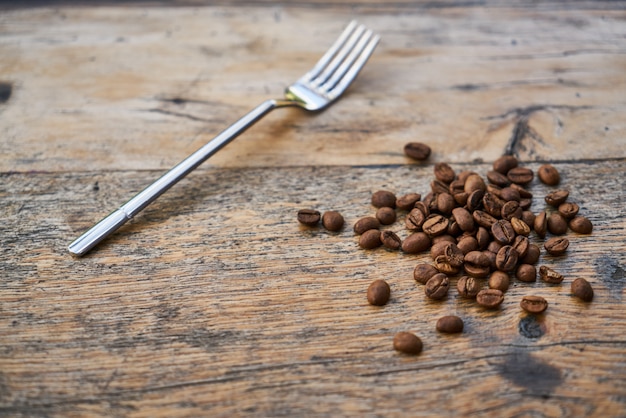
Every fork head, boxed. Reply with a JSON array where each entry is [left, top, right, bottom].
[[285, 21, 380, 111]]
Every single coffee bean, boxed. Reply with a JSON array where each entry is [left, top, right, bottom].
[[425, 273, 450, 300], [482, 193, 505, 218], [423, 192, 438, 212], [571, 278, 594, 302], [376, 206, 397, 225], [404, 142, 431, 161], [452, 207, 474, 232], [544, 236, 569, 255], [473, 210, 497, 228], [371, 190, 397, 208], [519, 198, 532, 210], [493, 155, 518, 174], [405, 207, 427, 231], [521, 210, 535, 228], [464, 173, 487, 194], [491, 219, 516, 245], [510, 183, 533, 199], [396, 193, 421, 210], [434, 255, 460, 275], [466, 189, 485, 212], [380, 230, 402, 250], [476, 227, 491, 250], [433, 234, 457, 247], [558, 202, 579, 219], [537, 164, 560, 186], [434, 162, 456, 183], [444, 243, 465, 268], [402, 232, 431, 254], [353, 216, 380, 235], [516, 264, 537, 282], [457, 275, 482, 298], [522, 244, 541, 265], [511, 217, 531, 236], [457, 235, 479, 254], [499, 187, 521, 202], [487, 170, 510, 187], [545, 189, 569, 207], [489, 271, 510, 292], [367, 279, 391, 306], [393, 331, 423, 355], [496, 245, 519, 272], [511, 235, 530, 259], [487, 240, 503, 254], [431, 179, 450, 195], [449, 179, 465, 195], [436, 192, 456, 215], [483, 250, 497, 272], [413, 263, 439, 284], [534, 211, 548, 238], [476, 288, 504, 309], [486, 183, 501, 197], [422, 214, 449, 237], [359, 229, 382, 249], [507, 166, 534, 185], [297, 209, 321, 226], [569, 216, 593, 234], [448, 220, 462, 236], [453, 191, 469, 206], [463, 250, 491, 278], [539, 265, 564, 284], [547, 212, 568, 235], [322, 211, 344, 231], [431, 240, 452, 260], [520, 295, 548, 314], [436, 315, 464, 333], [501, 200, 523, 221]]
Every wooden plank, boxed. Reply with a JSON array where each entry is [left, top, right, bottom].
[[1, 5, 625, 172], [1, 160, 625, 416]]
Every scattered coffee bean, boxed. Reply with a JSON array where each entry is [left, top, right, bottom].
[[437, 193, 456, 215], [545, 189, 569, 207], [520, 295, 548, 314], [489, 271, 510, 292], [491, 219, 516, 245], [521, 210, 535, 228], [297, 209, 321, 226], [534, 211, 548, 238], [457, 275, 482, 298], [487, 170, 510, 187], [511, 235, 530, 259], [380, 230, 402, 250], [507, 166, 534, 185], [522, 244, 541, 265], [496, 245, 519, 272], [404, 142, 431, 161], [405, 207, 427, 231], [425, 273, 450, 300], [367, 279, 391, 306], [476, 289, 504, 309], [434, 255, 460, 275], [547, 213, 568, 235], [463, 250, 491, 278], [537, 164, 560, 185], [457, 235, 479, 254], [371, 190, 397, 208], [516, 264, 537, 282], [393, 331, 423, 354], [436, 315, 464, 333], [354, 216, 380, 235], [422, 214, 449, 237], [539, 265, 564, 284], [396, 193, 421, 210], [434, 162, 456, 183], [359, 229, 382, 249], [569, 216, 593, 234], [413, 263, 439, 285], [511, 217, 531, 236], [376, 207, 397, 225], [571, 278, 594, 302], [500, 186, 521, 202], [322, 211, 344, 232], [464, 173, 487, 194], [501, 200, 523, 221], [493, 155, 518, 174], [544, 236, 569, 255], [482, 192, 505, 218], [444, 243, 465, 268], [402, 232, 431, 254], [473, 210, 497, 228], [558, 202, 579, 219]]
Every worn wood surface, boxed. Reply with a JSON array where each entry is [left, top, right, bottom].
[[1, 1, 626, 417]]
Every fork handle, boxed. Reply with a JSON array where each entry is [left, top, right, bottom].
[[68, 98, 293, 256]]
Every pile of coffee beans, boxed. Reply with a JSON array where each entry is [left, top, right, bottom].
[[297, 141, 595, 355]]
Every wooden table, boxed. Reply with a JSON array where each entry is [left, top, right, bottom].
[[1, 1, 625, 416]]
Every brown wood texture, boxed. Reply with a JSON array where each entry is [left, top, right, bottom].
[[1, 2, 626, 417]]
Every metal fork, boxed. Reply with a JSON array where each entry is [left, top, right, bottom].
[[68, 21, 380, 256]]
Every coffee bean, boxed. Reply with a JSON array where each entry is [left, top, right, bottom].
[[432, 234, 456, 247], [516, 264, 537, 282], [483, 250, 497, 272], [539, 265, 564, 284], [511, 217, 531, 236], [507, 167, 534, 185], [430, 240, 452, 259], [405, 207, 427, 231], [491, 220, 516, 245], [473, 210, 497, 228], [422, 214, 449, 237], [425, 273, 450, 300], [501, 200, 523, 221], [464, 173, 487, 194], [522, 244, 541, 265], [476, 227, 491, 250], [436, 192, 456, 215], [493, 155, 518, 174], [436, 315, 464, 333], [457, 275, 482, 298], [434, 255, 460, 275], [463, 250, 491, 278], [545, 189, 569, 207], [547, 213, 568, 235], [512, 235, 530, 259], [571, 278, 594, 302], [476, 288, 504, 309], [466, 189, 485, 212], [371, 190, 397, 208], [359, 229, 382, 249], [520, 295, 548, 314], [451, 207, 474, 232], [534, 211, 548, 238], [569, 216, 593, 234], [487, 240, 503, 254], [431, 179, 450, 195], [376, 206, 397, 225], [499, 187, 521, 202], [380, 230, 402, 250], [544, 236, 569, 255], [510, 183, 533, 199], [404, 142, 431, 161], [487, 170, 510, 187], [297, 209, 321, 226], [449, 179, 465, 195], [521, 211, 535, 228], [482, 192, 504, 218], [396, 193, 421, 210], [496, 245, 519, 271], [367, 279, 391, 306], [558, 202, 579, 219], [434, 162, 456, 183], [537, 164, 560, 185], [457, 235, 479, 254], [402, 232, 431, 254], [322, 211, 344, 231], [393, 331, 423, 355], [489, 271, 510, 292], [444, 243, 465, 268], [413, 263, 439, 284], [354, 216, 380, 235]]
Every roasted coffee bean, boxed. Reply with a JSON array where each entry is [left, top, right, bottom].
[[511, 217, 531, 236], [569, 216, 593, 234], [425, 273, 450, 300], [396, 193, 421, 210], [457, 235, 479, 254], [376, 207, 397, 225], [534, 211, 548, 238], [431, 179, 450, 195], [499, 187, 521, 202], [371, 190, 397, 208], [521, 211, 535, 229], [501, 201, 523, 221], [452, 207, 474, 232], [435, 193, 455, 215], [404, 142, 431, 161], [512, 235, 530, 259], [487, 170, 510, 187], [405, 208, 427, 231], [444, 243, 465, 268], [381, 230, 402, 250], [413, 263, 440, 284], [510, 183, 533, 199], [393, 331, 423, 355], [489, 271, 510, 292], [434, 162, 456, 183], [545, 189, 569, 207], [539, 265, 564, 284], [496, 245, 519, 272], [453, 191, 469, 206], [402, 232, 431, 254], [367, 279, 391, 306], [507, 167, 534, 185], [483, 250, 497, 272], [522, 244, 541, 265], [571, 278, 594, 302], [493, 155, 518, 174], [322, 211, 344, 231], [463, 250, 491, 278], [359, 229, 382, 249], [297, 209, 321, 226], [519, 198, 532, 210], [487, 240, 503, 254], [476, 289, 504, 309], [464, 173, 487, 194], [558, 202, 579, 219], [449, 179, 465, 194], [491, 220, 516, 245], [423, 192, 438, 212], [447, 220, 461, 236], [537, 164, 560, 186], [353, 216, 380, 235], [476, 227, 491, 250], [423, 214, 449, 237], [434, 255, 460, 275], [436, 315, 464, 333], [547, 213, 568, 235], [482, 192, 505, 218], [516, 264, 537, 282], [473, 210, 497, 228], [466, 189, 485, 212], [457, 275, 482, 298], [520, 295, 548, 314], [544, 236, 569, 255]]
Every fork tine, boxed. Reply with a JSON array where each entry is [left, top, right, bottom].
[[320, 28, 375, 93], [303, 20, 359, 82]]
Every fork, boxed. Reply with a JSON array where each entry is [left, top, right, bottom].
[[68, 21, 380, 256]]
